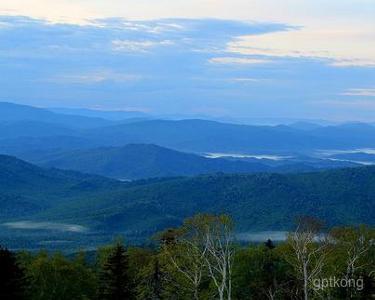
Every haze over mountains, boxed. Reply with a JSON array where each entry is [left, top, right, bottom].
[[1, 102, 375, 167]]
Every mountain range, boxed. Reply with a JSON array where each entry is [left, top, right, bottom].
[[2, 102, 375, 156], [1, 101, 374, 179]]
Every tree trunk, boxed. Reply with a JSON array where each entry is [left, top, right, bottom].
[[303, 264, 309, 300]]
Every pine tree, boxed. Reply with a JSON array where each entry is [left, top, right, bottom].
[[99, 243, 132, 300], [0, 246, 26, 300]]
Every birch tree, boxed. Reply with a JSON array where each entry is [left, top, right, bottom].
[[159, 214, 235, 300], [159, 220, 208, 300], [330, 225, 375, 298], [286, 216, 329, 300], [202, 214, 235, 300]]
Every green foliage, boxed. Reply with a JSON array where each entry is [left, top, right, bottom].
[[19, 251, 97, 300], [233, 243, 295, 299]]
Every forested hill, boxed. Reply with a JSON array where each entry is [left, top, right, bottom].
[[62, 167, 374, 233], [1, 155, 373, 236]]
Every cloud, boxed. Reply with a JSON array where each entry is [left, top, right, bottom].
[[95, 18, 186, 34], [321, 99, 375, 110], [112, 39, 174, 52], [0, 15, 374, 121], [227, 27, 375, 67], [47, 71, 142, 84], [209, 57, 271, 65], [1, 1, 374, 69], [342, 88, 375, 97], [0, 20, 12, 28], [1, 0, 374, 29], [228, 78, 263, 83]]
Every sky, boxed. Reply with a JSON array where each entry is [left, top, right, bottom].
[[0, 0, 374, 122]]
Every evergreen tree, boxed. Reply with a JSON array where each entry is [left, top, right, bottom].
[[99, 242, 132, 300], [0, 246, 26, 300]]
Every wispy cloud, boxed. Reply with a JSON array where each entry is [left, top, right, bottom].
[[47, 71, 142, 84], [227, 27, 375, 67], [0, 20, 12, 28], [96, 19, 185, 34], [342, 88, 375, 97], [209, 57, 271, 65], [112, 39, 174, 52], [228, 78, 263, 83]]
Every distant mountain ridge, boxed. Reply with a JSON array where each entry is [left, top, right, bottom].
[[50, 107, 150, 121], [0, 102, 113, 129], [2, 102, 375, 154]]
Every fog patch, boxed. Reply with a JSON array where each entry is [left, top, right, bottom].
[[237, 231, 288, 242], [205, 153, 292, 160], [2, 221, 87, 233]]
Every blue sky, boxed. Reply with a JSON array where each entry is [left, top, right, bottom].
[[0, 1, 374, 121]]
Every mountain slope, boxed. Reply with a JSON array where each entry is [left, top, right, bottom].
[[0, 155, 121, 218]]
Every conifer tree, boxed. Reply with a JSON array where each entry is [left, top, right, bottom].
[[99, 242, 132, 300]]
